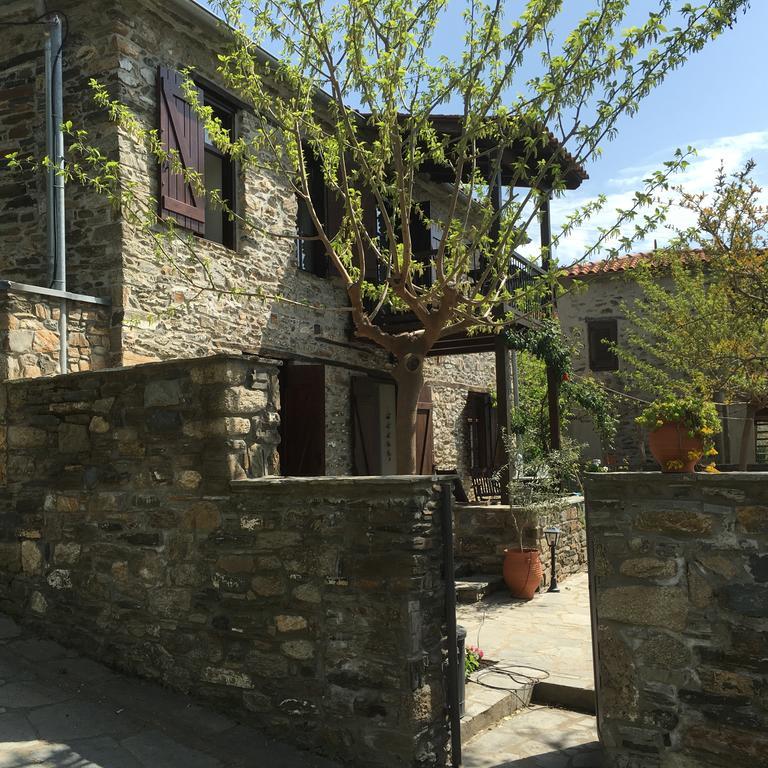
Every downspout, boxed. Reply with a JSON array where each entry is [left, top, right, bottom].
[[46, 13, 67, 373], [440, 480, 462, 767]]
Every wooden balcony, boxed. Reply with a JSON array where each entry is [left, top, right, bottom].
[[372, 252, 546, 356]]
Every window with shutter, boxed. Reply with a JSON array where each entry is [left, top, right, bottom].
[[587, 319, 619, 371], [158, 67, 237, 247], [756, 409, 768, 464]]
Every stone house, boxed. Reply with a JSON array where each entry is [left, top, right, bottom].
[[1, 0, 586, 488], [558, 253, 758, 467]]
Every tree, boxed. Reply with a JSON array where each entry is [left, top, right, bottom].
[[13, 0, 750, 472], [615, 164, 768, 469]]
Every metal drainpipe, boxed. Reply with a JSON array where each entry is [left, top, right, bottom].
[[44, 27, 55, 289], [48, 14, 67, 373], [440, 480, 462, 767]]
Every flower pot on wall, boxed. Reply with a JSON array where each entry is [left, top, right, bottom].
[[503, 548, 542, 599], [648, 421, 705, 473]]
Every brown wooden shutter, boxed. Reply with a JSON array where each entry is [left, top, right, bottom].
[[416, 385, 434, 475], [279, 364, 326, 476], [351, 376, 381, 474], [158, 66, 205, 233]]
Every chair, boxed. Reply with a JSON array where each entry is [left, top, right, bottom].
[[470, 469, 501, 503]]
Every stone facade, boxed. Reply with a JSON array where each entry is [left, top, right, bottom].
[[0, 288, 110, 379], [585, 472, 768, 767], [0, 356, 450, 766], [454, 497, 586, 588], [0, 0, 496, 479], [558, 268, 750, 467]]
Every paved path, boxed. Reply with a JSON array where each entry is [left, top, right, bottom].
[[463, 706, 603, 768], [457, 572, 594, 692], [0, 614, 338, 768]]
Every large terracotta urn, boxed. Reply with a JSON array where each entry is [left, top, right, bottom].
[[648, 421, 705, 473], [503, 548, 543, 600]]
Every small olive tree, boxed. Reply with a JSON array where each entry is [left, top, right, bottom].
[[11, 0, 750, 472]]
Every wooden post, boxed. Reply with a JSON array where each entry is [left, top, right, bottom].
[[540, 192, 561, 451], [495, 335, 511, 505]]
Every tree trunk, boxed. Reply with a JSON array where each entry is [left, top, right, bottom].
[[738, 403, 757, 471], [393, 352, 425, 474]]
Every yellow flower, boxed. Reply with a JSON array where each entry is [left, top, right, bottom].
[[704, 463, 720, 473]]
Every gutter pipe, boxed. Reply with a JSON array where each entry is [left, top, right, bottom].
[[46, 13, 67, 373]]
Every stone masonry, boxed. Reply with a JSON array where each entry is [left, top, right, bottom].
[[0, 288, 110, 380], [454, 497, 587, 589], [585, 472, 768, 767], [0, 0, 497, 481], [0, 356, 450, 766]]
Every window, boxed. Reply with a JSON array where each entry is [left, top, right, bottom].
[[588, 319, 619, 372], [756, 410, 768, 464], [202, 95, 236, 248], [296, 150, 328, 276], [157, 67, 237, 249]]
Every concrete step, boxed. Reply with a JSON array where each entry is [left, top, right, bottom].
[[461, 674, 534, 744], [455, 574, 505, 603], [532, 680, 596, 714]]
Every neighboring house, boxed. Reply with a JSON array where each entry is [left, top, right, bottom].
[[0, 0, 586, 488], [558, 253, 756, 467]]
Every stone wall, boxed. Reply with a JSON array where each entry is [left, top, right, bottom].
[[1, 0, 496, 476], [0, 288, 110, 379], [0, 358, 450, 766], [454, 496, 586, 588], [0, 0, 123, 296], [585, 472, 768, 767]]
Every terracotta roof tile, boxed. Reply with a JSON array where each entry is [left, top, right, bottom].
[[563, 250, 709, 278]]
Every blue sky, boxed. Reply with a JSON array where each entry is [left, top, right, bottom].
[[202, 1, 768, 264]]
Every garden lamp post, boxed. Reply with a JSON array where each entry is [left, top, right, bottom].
[[544, 526, 561, 593]]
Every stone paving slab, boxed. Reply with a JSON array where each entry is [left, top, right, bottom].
[[463, 705, 604, 767], [0, 614, 339, 768], [457, 572, 594, 693]]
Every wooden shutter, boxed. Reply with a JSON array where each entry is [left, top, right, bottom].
[[360, 188, 381, 284], [351, 376, 381, 474], [325, 187, 345, 277], [279, 364, 326, 476], [416, 385, 434, 475], [158, 67, 205, 233], [467, 391, 495, 470]]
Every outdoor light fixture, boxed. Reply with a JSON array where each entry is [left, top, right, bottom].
[[544, 526, 561, 593]]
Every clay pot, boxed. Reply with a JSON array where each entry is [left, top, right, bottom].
[[503, 548, 542, 600], [648, 421, 705, 473]]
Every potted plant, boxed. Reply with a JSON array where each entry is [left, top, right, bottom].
[[636, 396, 721, 472], [501, 436, 583, 599]]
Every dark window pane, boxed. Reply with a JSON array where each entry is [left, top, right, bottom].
[[296, 150, 328, 276], [588, 319, 619, 371]]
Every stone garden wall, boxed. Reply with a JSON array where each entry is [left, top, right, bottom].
[[584, 472, 768, 768], [0, 356, 450, 766], [0, 288, 111, 380], [455, 496, 586, 588]]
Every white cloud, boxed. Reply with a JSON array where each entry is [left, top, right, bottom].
[[522, 131, 768, 266]]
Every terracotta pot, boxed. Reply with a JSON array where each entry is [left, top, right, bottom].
[[648, 421, 705, 473], [503, 548, 542, 600]]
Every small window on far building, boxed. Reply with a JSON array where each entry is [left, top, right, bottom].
[[588, 319, 619, 372]]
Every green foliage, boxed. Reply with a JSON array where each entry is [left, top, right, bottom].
[[506, 321, 618, 457], [503, 434, 584, 550], [636, 396, 721, 454], [465, 645, 483, 679], [615, 163, 768, 466]]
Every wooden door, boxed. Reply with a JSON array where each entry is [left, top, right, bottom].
[[416, 385, 434, 475], [280, 364, 325, 476]]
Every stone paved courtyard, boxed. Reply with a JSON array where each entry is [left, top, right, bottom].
[[0, 615, 338, 768], [463, 706, 603, 767], [457, 571, 594, 693]]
